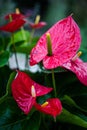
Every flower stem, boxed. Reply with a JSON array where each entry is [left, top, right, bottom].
[[12, 33, 19, 69], [29, 29, 35, 44], [46, 33, 57, 97], [21, 27, 27, 44], [51, 69, 57, 97]]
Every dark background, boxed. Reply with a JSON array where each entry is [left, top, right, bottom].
[[0, 0, 87, 49]]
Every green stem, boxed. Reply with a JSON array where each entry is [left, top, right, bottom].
[[51, 69, 57, 97], [29, 29, 35, 44], [11, 33, 19, 69], [21, 27, 27, 43], [20, 26, 29, 70], [46, 33, 57, 97], [26, 29, 35, 69]]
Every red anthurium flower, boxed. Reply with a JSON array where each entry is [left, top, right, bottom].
[[11, 71, 53, 114], [62, 57, 87, 86], [29, 22, 47, 29], [5, 13, 26, 20], [29, 15, 46, 29], [34, 98, 62, 118], [30, 16, 81, 69], [0, 19, 26, 33]]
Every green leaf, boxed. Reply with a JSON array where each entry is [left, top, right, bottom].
[[0, 66, 12, 97], [0, 51, 9, 67], [0, 71, 16, 104], [62, 95, 87, 113], [0, 37, 4, 50], [31, 36, 39, 45], [15, 43, 36, 54], [0, 97, 36, 130], [73, 94, 87, 111], [9, 30, 30, 46], [0, 97, 26, 130], [0, 71, 17, 99], [6, 71, 16, 96], [22, 111, 41, 130], [57, 108, 87, 128], [39, 64, 67, 73], [80, 49, 87, 62], [80, 27, 87, 50]]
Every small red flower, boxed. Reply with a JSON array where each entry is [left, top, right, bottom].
[[5, 13, 26, 20], [0, 19, 26, 33], [30, 16, 81, 69], [11, 71, 53, 114], [29, 22, 47, 29], [34, 98, 62, 118], [62, 57, 87, 86]]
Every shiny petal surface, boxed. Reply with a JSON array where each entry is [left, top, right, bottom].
[[0, 19, 25, 32], [12, 71, 35, 114], [29, 22, 47, 29], [12, 71, 52, 96], [12, 71, 52, 114], [62, 58, 87, 86], [43, 55, 63, 69], [5, 13, 25, 20], [33, 82, 53, 96], [34, 98, 62, 117], [15, 71, 53, 96], [30, 16, 81, 68], [13, 90, 35, 114]]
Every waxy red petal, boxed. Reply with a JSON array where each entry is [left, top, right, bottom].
[[62, 58, 87, 86], [5, 13, 25, 20], [30, 16, 81, 69], [12, 71, 35, 114], [34, 98, 62, 117], [0, 19, 25, 32], [29, 22, 47, 29], [11, 71, 53, 113], [13, 90, 35, 114], [12, 71, 52, 96]]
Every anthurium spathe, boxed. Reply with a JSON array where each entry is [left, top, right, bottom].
[[11, 71, 53, 114], [34, 98, 62, 118], [62, 57, 87, 86], [29, 15, 46, 29], [29, 22, 47, 29], [30, 15, 81, 69], [5, 13, 25, 20], [0, 19, 26, 33]]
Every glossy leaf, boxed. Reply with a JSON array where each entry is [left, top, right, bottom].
[[9, 30, 30, 46], [6, 71, 16, 96], [21, 111, 41, 130], [57, 108, 87, 128], [0, 97, 35, 130], [0, 51, 9, 67], [10, 37, 39, 54], [62, 95, 87, 113], [0, 71, 16, 104], [80, 49, 87, 62]]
